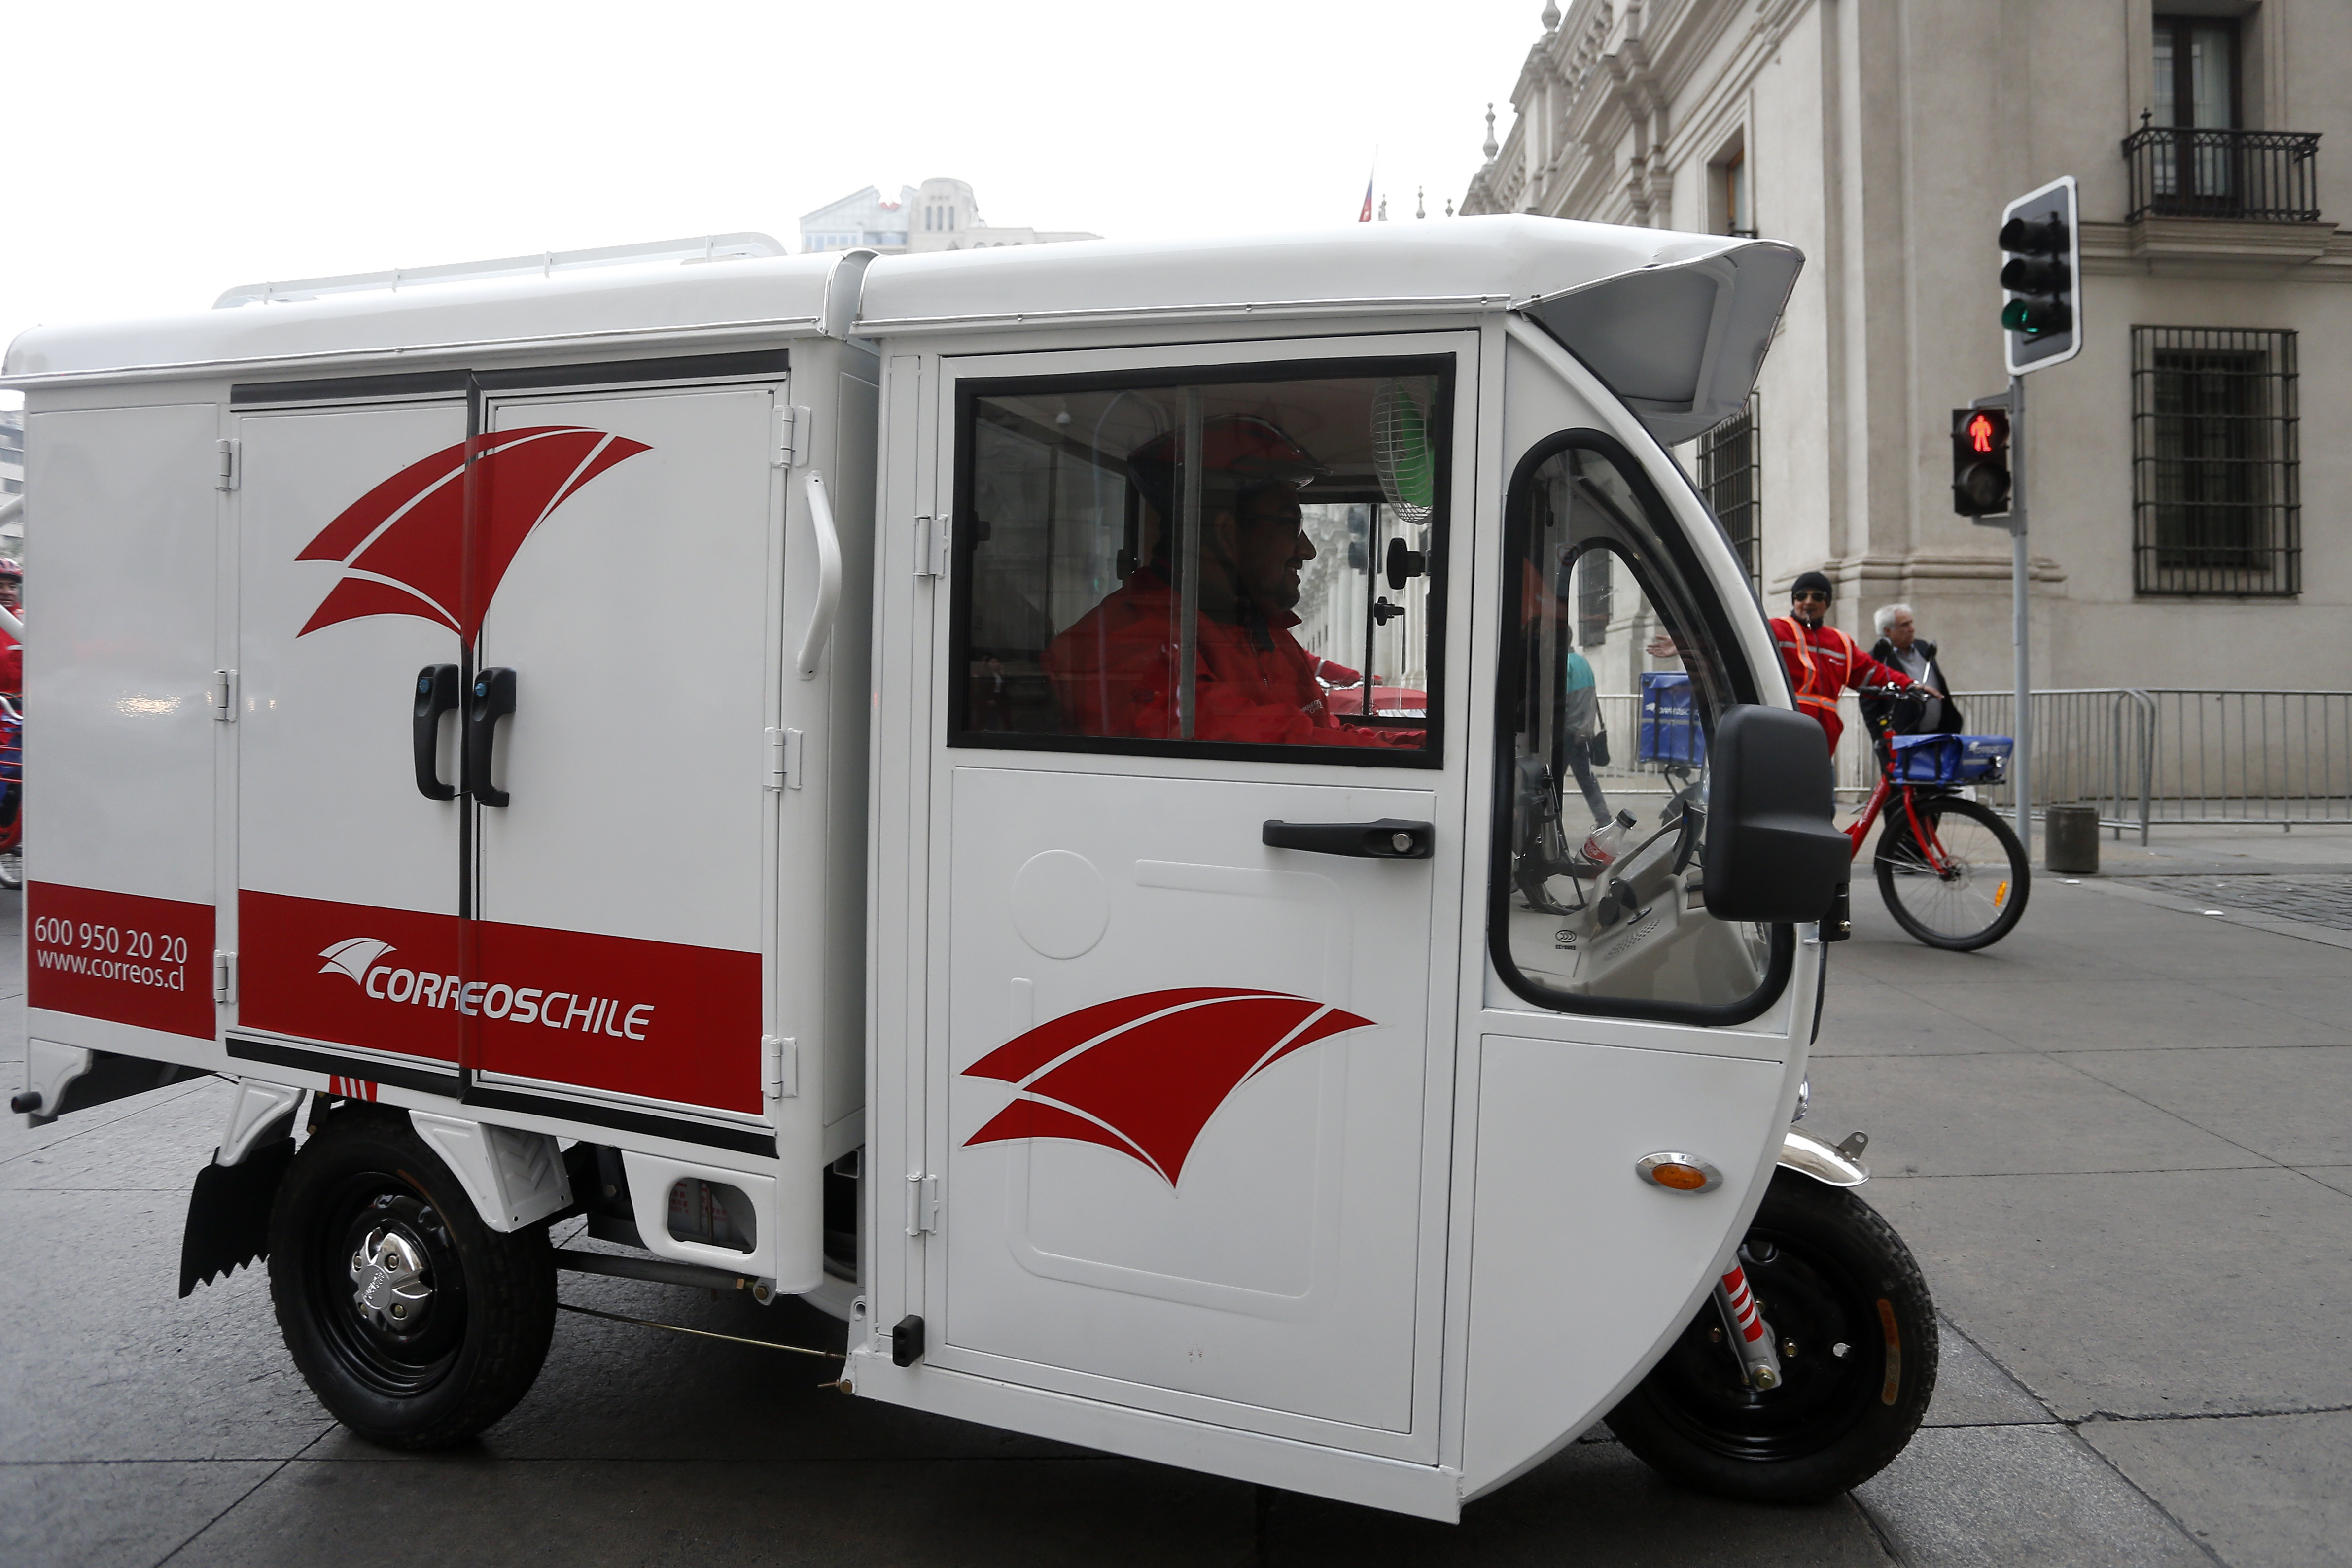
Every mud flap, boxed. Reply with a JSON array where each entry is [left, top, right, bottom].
[[178, 1137, 295, 1297]]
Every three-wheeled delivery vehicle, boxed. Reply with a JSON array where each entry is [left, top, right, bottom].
[[3, 216, 1931, 1516]]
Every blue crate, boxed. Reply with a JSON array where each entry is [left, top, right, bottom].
[[1890, 732, 2012, 784], [1639, 672, 1706, 766]]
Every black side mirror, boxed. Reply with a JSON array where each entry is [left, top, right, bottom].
[[1701, 704, 1851, 924]]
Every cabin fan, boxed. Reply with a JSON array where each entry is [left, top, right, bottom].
[[1371, 377, 1436, 525]]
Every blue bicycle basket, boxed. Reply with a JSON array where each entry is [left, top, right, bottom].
[[1890, 733, 2012, 785]]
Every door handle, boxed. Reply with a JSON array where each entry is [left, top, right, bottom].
[[1262, 818, 1434, 859], [466, 667, 516, 807], [796, 470, 843, 681], [412, 664, 460, 800]]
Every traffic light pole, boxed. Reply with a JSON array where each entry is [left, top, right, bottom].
[[2007, 374, 2031, 865]]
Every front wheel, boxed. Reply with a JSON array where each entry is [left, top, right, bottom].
[[1874, 794, 2029, 950], [268, 1106, 555, 1448], [1606, 1171, 1938, 1504]]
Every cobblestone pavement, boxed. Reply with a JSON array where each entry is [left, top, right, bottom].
[[2139, 873, 2352, 932]]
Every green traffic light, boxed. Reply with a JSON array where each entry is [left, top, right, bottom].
[[2002, 298, 2073, 336]]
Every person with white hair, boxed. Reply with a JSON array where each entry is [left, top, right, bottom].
[[1861, 602, 1960, 749]]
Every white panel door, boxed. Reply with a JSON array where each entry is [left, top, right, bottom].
[[470, 385, 781, 1118], [234, 401, 468, 1065]]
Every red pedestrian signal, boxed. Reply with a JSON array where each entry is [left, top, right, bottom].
[[1952, 407, 2012, 516]]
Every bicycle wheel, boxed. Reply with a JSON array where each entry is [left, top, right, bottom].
[[1874, 794, 2029, 950]]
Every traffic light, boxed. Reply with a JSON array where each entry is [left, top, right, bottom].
[[1999, 175, 2082, 374], [1952, 406, 2012, 516]]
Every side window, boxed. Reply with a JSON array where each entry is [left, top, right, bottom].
[[952, 361, 1449, 765], [1491, 439, 1787, 1022]]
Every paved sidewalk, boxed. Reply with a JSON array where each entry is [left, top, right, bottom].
[[5, 849, 2348, 1565]]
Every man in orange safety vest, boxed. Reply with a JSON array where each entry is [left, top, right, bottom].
[[1771, 570, 1937, 753]]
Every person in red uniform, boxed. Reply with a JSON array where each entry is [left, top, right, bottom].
[[0, 558, 22, 697], [1045, 416, 1415, 749], [1772, 570, 1935, 753]]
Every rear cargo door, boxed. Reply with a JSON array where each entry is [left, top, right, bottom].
[[234, 398, 469, 1080], [465, 382, 784, 1127]]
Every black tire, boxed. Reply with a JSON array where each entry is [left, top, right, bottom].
[[1874, 793, 2029, 951], [1606, 1171, 1938, 1504], [268, 1106, 555, 1448]]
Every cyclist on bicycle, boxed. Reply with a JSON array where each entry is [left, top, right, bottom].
[[1772, 571, 1937, 753]]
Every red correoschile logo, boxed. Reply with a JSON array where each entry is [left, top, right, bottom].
[[317, 937, 655, 1040], [296, 427, 650, 639], [961, 988, 1374, 1185]]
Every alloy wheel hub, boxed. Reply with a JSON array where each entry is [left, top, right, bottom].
[[349, 1225, 433, 1332]]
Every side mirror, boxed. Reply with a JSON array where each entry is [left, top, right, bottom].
[[1701, 704, 1851, 924]]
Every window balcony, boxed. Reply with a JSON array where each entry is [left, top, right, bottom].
[[2123, 123, 2322, 225]]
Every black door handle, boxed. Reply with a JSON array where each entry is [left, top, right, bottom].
[[412, 664, 460, 801], [1262, 818, 1433, 859], [466, 667, 516, 807]]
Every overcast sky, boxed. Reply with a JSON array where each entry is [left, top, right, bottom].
[[2, 1, 1542, 404]]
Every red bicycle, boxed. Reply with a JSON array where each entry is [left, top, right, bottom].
[[1849, 695, 2028, 950]]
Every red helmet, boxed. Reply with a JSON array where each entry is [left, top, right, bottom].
[[1127, 414, 1328, 523], [0, 558, 22, 582]]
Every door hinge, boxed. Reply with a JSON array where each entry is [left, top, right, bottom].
[[212, 951, 237, 1004], [904, 1172, 939, 1236], [209, 669, 237, 722], [762, 1034, 798, 1100], [913, 514, 950, 578], [214, 438, 241, 491], [765, 726, 805, 791], [774, 403, 811, 468]]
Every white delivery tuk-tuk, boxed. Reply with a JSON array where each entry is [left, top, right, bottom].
[[3, 217, 1928, 1517]]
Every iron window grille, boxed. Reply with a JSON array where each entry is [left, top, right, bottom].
[[1697, 394, 1762, 598], [2132, 327, 2298, 597]]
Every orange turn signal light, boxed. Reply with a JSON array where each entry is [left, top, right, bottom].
[[1635, 1152, 1722, 1193]]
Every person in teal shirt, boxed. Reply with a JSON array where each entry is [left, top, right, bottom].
[[1556, 645, 1612, 827]]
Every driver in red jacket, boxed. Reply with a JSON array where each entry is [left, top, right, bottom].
[[1773, 570, 1935, 753], [1044, 416, 1415, 749]]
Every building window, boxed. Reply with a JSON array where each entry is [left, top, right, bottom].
[[2155, 15, 2239, 132], [1576, 547, 1613, 647], [2132, 327, 2298, 596], [1696, 395, 1761, 597], [2152, 14, 2243, 206], [1720, 148, 1754, 238]]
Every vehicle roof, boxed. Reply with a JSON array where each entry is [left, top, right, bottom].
[[4, 217, 1798, 443]]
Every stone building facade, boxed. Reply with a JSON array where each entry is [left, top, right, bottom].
[[1463, 0, 2352, 695], [800, 178, 1098, 256]]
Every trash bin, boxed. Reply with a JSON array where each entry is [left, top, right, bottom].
[[2045, 804, 2100, 874]]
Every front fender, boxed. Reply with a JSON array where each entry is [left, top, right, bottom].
[[1778, 1126, 1869, 1187]]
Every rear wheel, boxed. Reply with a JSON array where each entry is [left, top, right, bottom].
[[1606, 1171, 1937, 1503], [1874, 794, 2029, 950], [268, 1107, 555, 1448]]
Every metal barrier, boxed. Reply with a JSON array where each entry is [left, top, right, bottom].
[[1814, 687, 2352, 843]]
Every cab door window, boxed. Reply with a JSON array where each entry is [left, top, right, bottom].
[[952, 360, 1449, 766], [1492, 437, 1789, 1023]]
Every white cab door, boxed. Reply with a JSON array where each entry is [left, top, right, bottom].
[[469, 384, 783, 1120], [911, 343, 1471, 1460]]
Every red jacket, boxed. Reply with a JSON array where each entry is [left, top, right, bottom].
[[1044, 571, 1412, 748], [1769, 616, 1911, 751]]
